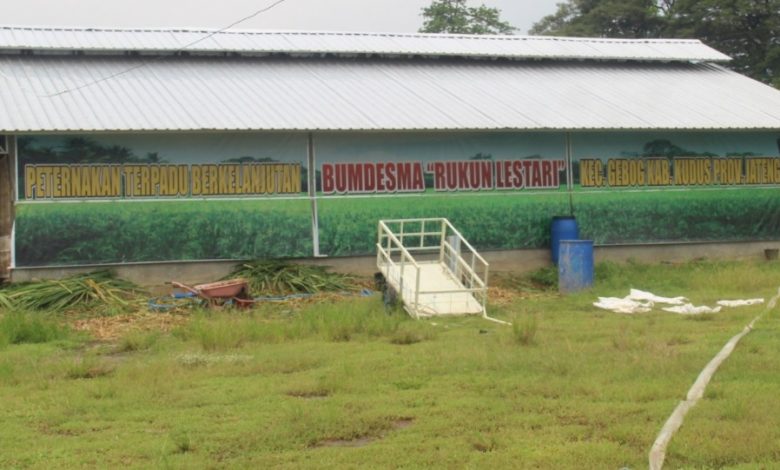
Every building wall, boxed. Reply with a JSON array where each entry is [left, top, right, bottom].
[[11, 241, 779, 287], [11, 130, 780, 269], [0, 136, 15, 280]]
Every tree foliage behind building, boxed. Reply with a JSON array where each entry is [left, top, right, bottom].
[[419, 0, 515, 34], [530, 0, 779, 88]]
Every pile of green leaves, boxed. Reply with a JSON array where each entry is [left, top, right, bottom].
[[226, 260, 356, 295], [0, 283, 13, 310], [0, 271, 144, 312]]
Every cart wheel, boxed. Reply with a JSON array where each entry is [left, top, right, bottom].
[[382, 284, 398, 312], [373, 272, 387, 291]]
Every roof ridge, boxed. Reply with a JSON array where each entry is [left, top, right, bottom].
[[0, 24, 705, 45], [0, 24, 729, 64]]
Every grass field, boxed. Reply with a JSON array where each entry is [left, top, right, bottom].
[[1, 260, 779, 468], [15, 186, 780, 266]]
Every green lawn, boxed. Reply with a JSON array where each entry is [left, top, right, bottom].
[[1, 260, 779, 468]]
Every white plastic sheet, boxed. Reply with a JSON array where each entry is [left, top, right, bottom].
[[662, 304, 722, 315], [593, 297, 652, 314], [593, 289, 763, 315], [627, 289, 687, 305], [716, 299, 764, 307]]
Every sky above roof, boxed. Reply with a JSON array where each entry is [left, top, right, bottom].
[[3, 0, 559, 35]]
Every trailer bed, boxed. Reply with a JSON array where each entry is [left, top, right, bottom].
[[380, 261, 483, 316]]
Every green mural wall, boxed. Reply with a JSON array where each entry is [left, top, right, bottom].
[[13, 131, 780, 266]]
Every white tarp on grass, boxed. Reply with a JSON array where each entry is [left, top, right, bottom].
[[594, 289, 764, 315]]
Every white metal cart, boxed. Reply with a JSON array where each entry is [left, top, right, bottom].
[[376, 218, 489, 319]]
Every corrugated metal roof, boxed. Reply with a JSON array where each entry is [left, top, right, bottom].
[[0, 26, 731, 63], [0, 55, 778, 132]]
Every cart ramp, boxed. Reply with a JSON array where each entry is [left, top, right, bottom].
[[376, 218, 488, 319]]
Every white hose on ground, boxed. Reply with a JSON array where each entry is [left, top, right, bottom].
[[483, 314, 511, 326], [648, 287, 780, 470]]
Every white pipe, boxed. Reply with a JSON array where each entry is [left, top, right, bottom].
[[648, 286, 780, 470], [483, 315, 511, 326]]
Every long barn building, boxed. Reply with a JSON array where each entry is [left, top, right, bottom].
[[1, 26, 780, 283]]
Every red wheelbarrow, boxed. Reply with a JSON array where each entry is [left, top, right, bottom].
[[171, 278, 252, 308]]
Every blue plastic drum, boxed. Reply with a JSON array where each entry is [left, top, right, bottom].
[[558, 240, 594, 293], [550, 216, 578, 265]]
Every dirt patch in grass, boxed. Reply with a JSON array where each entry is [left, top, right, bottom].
[[393, 417, 414, 429], [66, 359, 115, 379], [37, 421, 80, 436], [317, 436, 376, 448], [490, 271, 557, 298], [486, 286, 522, 306], [286, 389, 330, 399], [315, 417, 415, 448], [70, 312, 189, 341]]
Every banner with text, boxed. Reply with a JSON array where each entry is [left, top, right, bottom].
[[15, 134, 313, 266], [569, 132, 780, 245]]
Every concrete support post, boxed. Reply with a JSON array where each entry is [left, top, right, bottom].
[[307, 132, 321, 257]]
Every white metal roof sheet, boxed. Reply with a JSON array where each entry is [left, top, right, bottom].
[[0, 55, 778, 133], [0, 25, 731, 63]]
